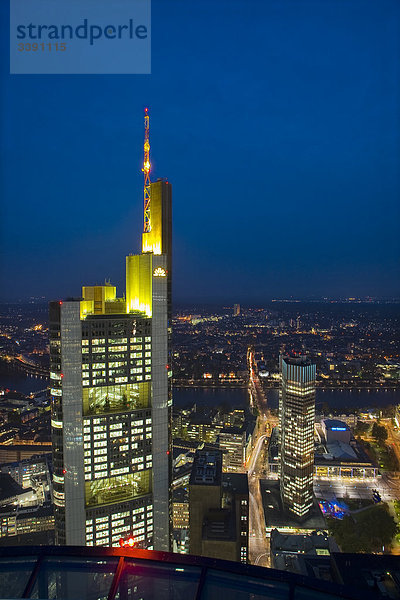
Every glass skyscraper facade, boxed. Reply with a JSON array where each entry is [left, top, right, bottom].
[[279, 355, 316, 520], [50, 179, 172, 551]]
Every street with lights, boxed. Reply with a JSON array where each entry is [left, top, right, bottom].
[[382, 418, 400, 467], [247, 431, 270, 567], [246, 348, 278, 567]]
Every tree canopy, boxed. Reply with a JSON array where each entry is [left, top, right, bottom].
[[372, 422, 388, 443], [328, 504, 396, 553]]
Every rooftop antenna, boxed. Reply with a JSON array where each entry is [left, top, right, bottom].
[[142, 107, 151, 233]]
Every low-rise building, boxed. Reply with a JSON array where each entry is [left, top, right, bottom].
[[219, 427, 246, 472], [314, 438, 378, 480], [0, 503, 54, 540], [186, 416, 221, 444], [270, 528, 331, 574], [267, 427, 279, 475], [321, 419, 351, 445], [172, 488, 189, 530]]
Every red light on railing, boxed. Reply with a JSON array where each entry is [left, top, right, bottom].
[[119, 535, 135, 548]]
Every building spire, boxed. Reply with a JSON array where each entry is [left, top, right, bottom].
[[142, 107, 151, 233]]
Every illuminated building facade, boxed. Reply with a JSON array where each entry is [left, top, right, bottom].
[[279, 356, 316, 521], [219, 428, 246, 472], [50, 111, 172, 551]]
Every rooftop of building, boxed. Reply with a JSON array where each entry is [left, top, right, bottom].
[[282, 355, 314, 367], [314, 440, 375, 466], [260, 480, 326, 530], [269, 426, 279, 443], [189, 450, 222, 487], [273, 552, 335, 582], [172, 487, 189, 503], [0, 444, 52, 452], [270, 528, 330, 555], [3, 501, 53, 517], [0, 545, 380, 600], [0, 454, 51, 470], [222, 472, 249, 496], [173, 447, 195, 462], [0, 473, 25, 503], [189, 415, 213, 426], [219, 426, 245, 435], [323, 419, 349, 431], [202, 507, 235, 542], [173, 439, 219, 453], [324, 440, 357, 460]]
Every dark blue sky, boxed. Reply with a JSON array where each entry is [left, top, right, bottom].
[[1, 0, 399, 303]]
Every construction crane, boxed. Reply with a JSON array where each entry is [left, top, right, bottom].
[[142, 107, 151, 233]]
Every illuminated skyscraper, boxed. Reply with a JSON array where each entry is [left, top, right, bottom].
[[279, 355, 316, 521], [50, 110, 172, 550]]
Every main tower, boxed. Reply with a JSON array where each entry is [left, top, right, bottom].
[[50, 109, 172, 551]]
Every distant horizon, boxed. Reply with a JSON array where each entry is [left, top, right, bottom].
[[1, 295, 399, 307]]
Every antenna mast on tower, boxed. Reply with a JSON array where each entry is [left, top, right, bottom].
[[142, 107, 151, 233]]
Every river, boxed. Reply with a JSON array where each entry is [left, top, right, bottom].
[[1, 375, 398, 411], [0, 374, 48, 395], [174, 386, 399, 411]]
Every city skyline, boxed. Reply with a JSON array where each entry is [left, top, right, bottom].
[[1, 0, 399, 303], [1, 0, 400, 589]]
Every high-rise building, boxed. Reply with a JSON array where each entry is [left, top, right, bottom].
[[279, 355, 316, 521], [50, 110, 172, 551], [233, 304, 240, 317]]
